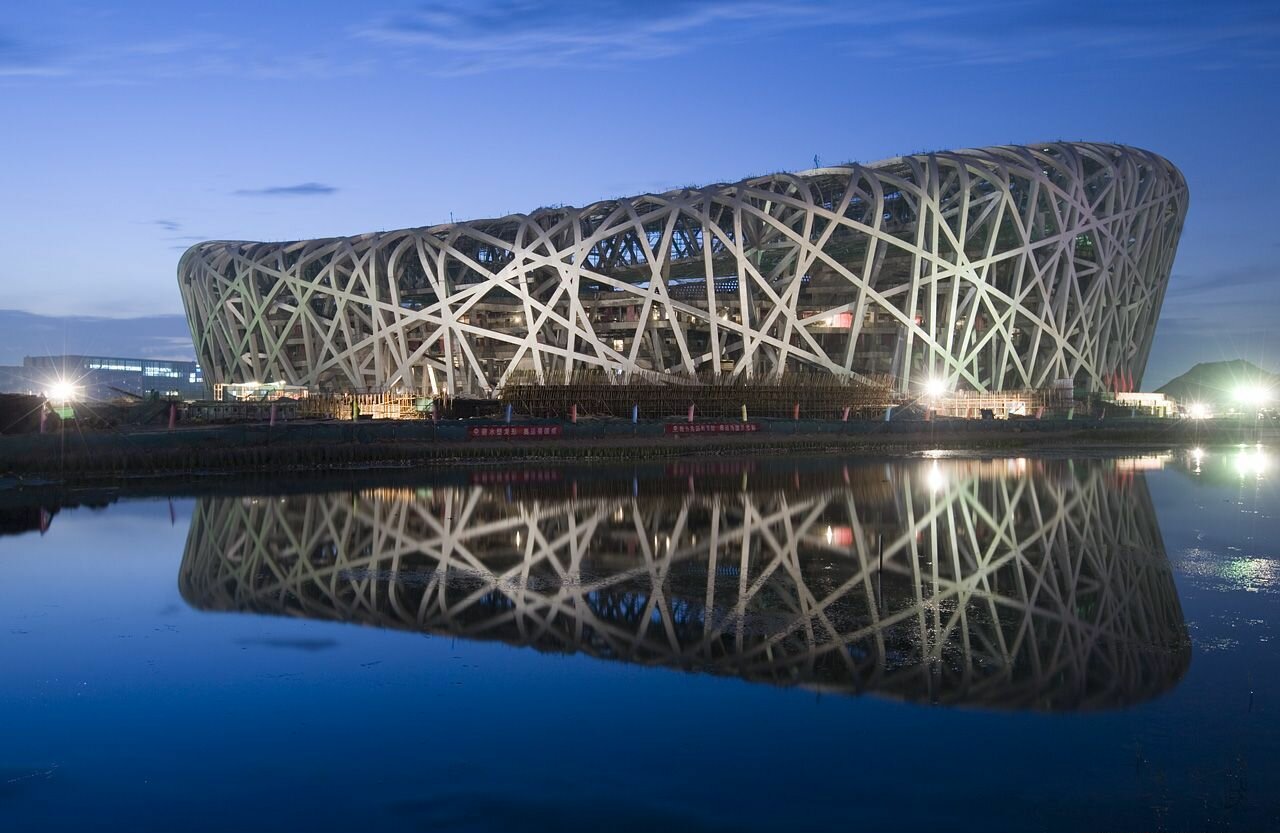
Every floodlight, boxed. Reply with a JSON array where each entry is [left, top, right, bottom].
[[46, 380, 77, 403], [1234, 386, 1271, 406]]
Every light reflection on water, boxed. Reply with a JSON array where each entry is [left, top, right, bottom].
[[179, 457, 1190, 711], [1179, 549, 1280, 594], [1162, 444, 1279, 610]]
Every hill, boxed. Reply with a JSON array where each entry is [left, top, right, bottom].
[[1155, 360, 1278, 405]]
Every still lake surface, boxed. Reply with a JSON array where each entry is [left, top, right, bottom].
[[1, 449, 1277, 832]]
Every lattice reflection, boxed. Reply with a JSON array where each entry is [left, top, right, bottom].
[[180, 459, 1189, 710]]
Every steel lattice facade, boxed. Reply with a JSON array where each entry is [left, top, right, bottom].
[[178, 142, 1187, 397]]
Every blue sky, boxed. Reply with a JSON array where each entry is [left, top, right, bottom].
[[1, 0, 1277, 386]]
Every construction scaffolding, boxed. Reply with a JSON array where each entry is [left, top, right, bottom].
[[500, 370, 895, 420], [295, 392, 428, 421], [188, 376, 1078, 423], [933, 381, 1075, 419]]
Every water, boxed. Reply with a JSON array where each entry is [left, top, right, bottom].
[[1, 449, 1276, 832]]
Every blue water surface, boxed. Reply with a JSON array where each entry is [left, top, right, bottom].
[[1, 451, 1277, 832]]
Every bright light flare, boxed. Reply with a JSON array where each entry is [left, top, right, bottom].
[[1234, 386, 1272, 407], [924, 377, 948, 399], [1187, 402, 1211, 420], [46, 380, 78, 403], [925, 461, 945, 494], [1234, 446, 1269, 479]]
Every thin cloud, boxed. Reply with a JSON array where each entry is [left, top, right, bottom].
[[855, 5, 1280, 70], [0, 28, 67, 77], [233, 182, 339, 197], [0, 25, 369, 85], [1166, 265, 1279, 297], [153, 219, 181, 232], [5, 1, 1276, 85], [0, 62, 67, 78], [350, 0, 1280, 76], [139, 337, 197, 361], [353, 1, 965, 75]]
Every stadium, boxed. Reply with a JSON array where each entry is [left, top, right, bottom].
[[178, 142, 1187, 408]]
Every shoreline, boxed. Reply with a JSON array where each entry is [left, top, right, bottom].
[[0, 439, 1205, 521], [0, 415, 1266, 495]]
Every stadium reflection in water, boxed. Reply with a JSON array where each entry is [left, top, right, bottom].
[[179, 457, 1190, 711]]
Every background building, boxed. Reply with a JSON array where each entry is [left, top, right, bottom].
[[179, 142, 1187, 398], [0, 355, 204, 400]]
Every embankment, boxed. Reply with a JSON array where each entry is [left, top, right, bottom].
[[0, 416, 1263, 487]]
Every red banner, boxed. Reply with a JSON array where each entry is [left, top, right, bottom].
[[471, 468, 561, 484], [665, 422, 762, 435], [666, 461, 756, 476], [467, 425, 563, 439]]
